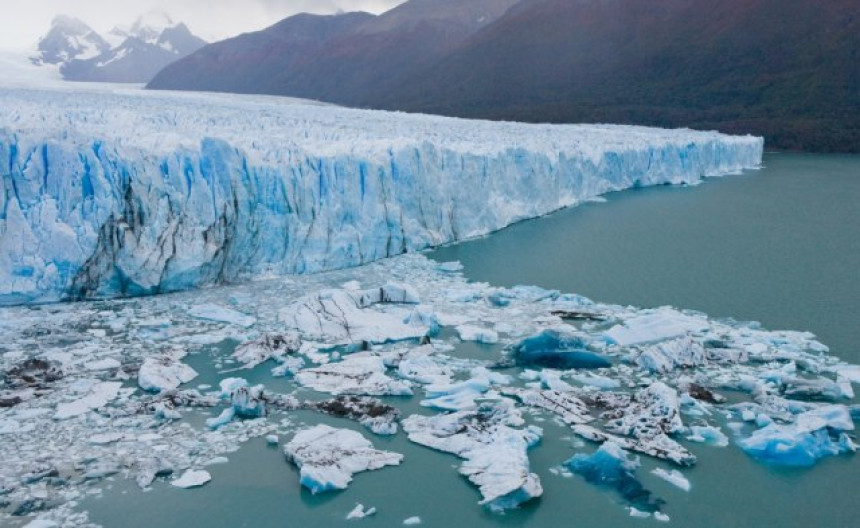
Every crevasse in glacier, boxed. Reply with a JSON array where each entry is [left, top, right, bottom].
[[0, 86, 763, 304]]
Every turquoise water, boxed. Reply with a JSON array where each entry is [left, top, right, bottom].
[[85, 153, 860, 527]]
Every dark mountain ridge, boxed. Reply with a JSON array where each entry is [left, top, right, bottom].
[[148, 0, 859, 152]]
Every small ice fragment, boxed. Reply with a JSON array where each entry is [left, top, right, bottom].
[[651, 468, 691, 491], [456, 325, 499, 344], [171, 469, 211, 488], [23, 521, 59, 528], [266, 435, 279, 445], [188, 303, 256, 327], [403, 517, 422, 525], [629, 507, 651, 518], [346, 503, 376, 519], [437, 261, 463, 273], [54, 381, 121, 420]]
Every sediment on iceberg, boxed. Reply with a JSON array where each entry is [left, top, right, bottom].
[[0, 87, 763, 305]]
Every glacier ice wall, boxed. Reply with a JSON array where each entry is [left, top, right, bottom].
[[0, 86, 763, 305]]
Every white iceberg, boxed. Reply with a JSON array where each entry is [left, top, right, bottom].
[[284, 425, 402, 493]]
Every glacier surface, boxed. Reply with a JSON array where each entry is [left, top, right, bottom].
[[0, 85, 762, 305]]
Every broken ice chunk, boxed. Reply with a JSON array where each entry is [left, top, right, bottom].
[[296, 355, 412, 396], [138, 357, 198, 393], [567, 442, 663, 514], [509, 330, 611, 369], [171, 469, 211, 489], [686, 425, 729, 447], [232, 333, 301, 369], [284, 425, 403, 493], [651, 468, 691, 492], [605, 309, 708, 346], [280, 289, 427, 344], [346, 503, 377, 520], [403, 403, 542, 512], [188, 303, 256, 327], [739, 405, 856, 466], [456, 325, 499, 344], [54, 381, 121, 420]]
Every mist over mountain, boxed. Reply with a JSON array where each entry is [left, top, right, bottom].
[[147, 0, 858, 152]]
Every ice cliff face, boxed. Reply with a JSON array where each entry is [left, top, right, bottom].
[[0, 86, 763, 305]]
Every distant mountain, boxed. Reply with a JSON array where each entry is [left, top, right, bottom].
[[147, 0, 520, 103], [147, 0, 858, 152], [33, 15, 110, 65], [382, 0, 859, 153], [33, 12, 207, 83]]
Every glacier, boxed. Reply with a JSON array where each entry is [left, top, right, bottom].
[[0, 85, 762, 305]]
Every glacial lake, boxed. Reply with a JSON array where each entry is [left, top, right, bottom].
[[84, 153, 860, 528]]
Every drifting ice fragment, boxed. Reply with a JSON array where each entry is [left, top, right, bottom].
[[605, 309, 708, 346], [171, 469, 211, 489], [138, 357, 198, 393], [280, 289, 427, 345], [296, 355, 412, 396], [456, 325, 499, 344], [567, 442, 663, 513], [346, 503, 376, 520], [650, 468, 691, 491], [403, 403, 543, 512], [188, 304, 256, 327], [54, 381, 121, 419], [739, 405, 856, 466], [284, 425, 402, 493], [509, 330, 611, 369]]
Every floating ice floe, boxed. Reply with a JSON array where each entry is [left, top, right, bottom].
[[403, 402, 543, 511], [509, 329, 611, 369], [567, 442, 663, 514], [456, 325, 499, 344], [738, 404, 856, 466], [284, 425, 403, 493], [605, 309, 708, 346], [504, 388, 592, 425], [232, 333, 301, 369], [188, 304, 256, 327], [280, 288, 427, 345], [53, 381, 121, 420], [137, 356, 198, 393], [296, 355, 412, 396], [310, 396, 401, 435], [171, 469, 211, 489], [651, 467, 691, 492], [346, 503, 376, 520]]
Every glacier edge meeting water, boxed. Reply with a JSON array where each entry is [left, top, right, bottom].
[[0, 86, 763, 305]]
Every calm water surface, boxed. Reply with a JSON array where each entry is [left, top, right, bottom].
[[86, 153, 860, 528]]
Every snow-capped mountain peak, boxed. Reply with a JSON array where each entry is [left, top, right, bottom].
[[129, 11, 176, 44], [33, 15, 109, 65], [31, 12, 206, 83]]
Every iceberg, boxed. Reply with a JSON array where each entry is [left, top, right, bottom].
[[402, 402, 543, 511], [53, 381, 121, 420], [279, 289, 427, 345], [508, 329, 611, 369], [0, 85, 763, 305], [605, 309, 709, 346], [284, 424, 403, 493], [295, 355, 413, 396], [738, 405, 856, 466], [171, 469, 211, 489], [567, 442, 663, 514], [137, 356, 197, 393]]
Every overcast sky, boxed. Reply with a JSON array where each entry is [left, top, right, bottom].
[[0, 0, 407, 51]]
